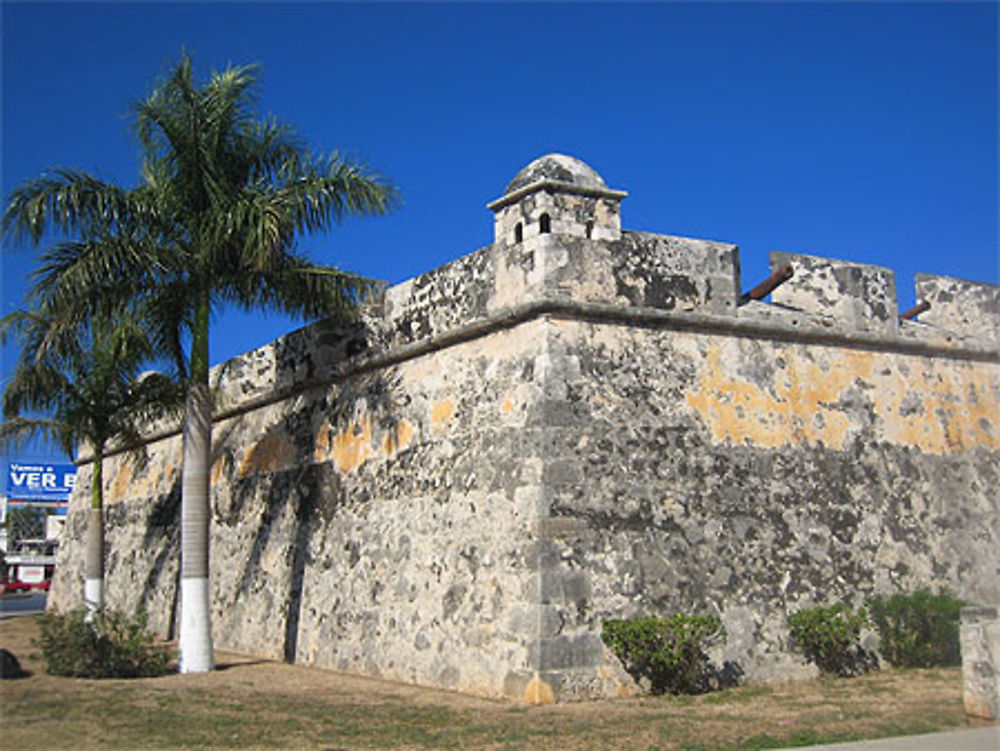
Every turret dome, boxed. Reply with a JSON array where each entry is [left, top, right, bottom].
[[504, 154, 608, 195]]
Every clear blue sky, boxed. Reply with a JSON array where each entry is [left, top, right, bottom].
[[2, 1, 998, 466]]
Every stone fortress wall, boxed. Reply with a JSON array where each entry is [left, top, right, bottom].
[[49, 155, 1000, 702]]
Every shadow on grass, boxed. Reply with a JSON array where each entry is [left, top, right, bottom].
[[214, 659, 273, 671]]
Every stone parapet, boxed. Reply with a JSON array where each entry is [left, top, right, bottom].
[[195, 245, 998, 438], [91, 228, 994, 460]]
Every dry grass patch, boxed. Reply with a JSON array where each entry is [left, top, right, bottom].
[[1, 614, 993, 750]]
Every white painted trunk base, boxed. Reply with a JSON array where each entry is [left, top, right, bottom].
[[84, 578, 104, 621], [179, 577, 213, 673]]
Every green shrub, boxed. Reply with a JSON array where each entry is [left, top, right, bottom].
[[36, 608, 172, 678], [601, 614, 727, 694], [788, 604, 874, 677], [866, 588, 965, 668]]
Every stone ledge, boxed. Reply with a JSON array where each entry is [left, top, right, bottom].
[[486, 179, 628, 211]]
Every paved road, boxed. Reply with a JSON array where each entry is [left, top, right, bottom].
[[0, 592, 47, 617], [784, 726, 1000, 751]]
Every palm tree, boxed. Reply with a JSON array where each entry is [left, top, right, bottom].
[[3, 55, 397, 672], [0, 308, 175, 616]]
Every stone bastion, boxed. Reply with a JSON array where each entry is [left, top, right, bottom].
[[49, 154, 1000, 702]]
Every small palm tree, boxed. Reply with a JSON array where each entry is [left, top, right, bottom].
[[0, 308, 176, 616], [3, 54, 397, 671]]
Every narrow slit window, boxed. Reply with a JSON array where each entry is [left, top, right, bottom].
[[539, 213, 551, 234], [514, 222, 523, 243], [585, 220, 594, 239]]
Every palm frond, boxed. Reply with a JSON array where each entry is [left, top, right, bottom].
[[279, 154, 399, 233], [2, 303, 174, 461], [27, 232, 173, 321], [3, 357, 77, 416], [139, 280, 196, 380], [220, 250, 381, 320], [0, 416, 74, 455], [2, 169, 140, 246]]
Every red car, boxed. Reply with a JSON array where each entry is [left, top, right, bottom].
[[1, 576, 32, 595]]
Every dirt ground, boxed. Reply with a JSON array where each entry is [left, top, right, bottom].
[[1, 614, 995, 751]]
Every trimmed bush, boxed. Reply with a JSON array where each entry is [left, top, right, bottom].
[[601, 614, 727, 694], [788, 604, 875, 677], [36, 608, 172, 678], [866, 588, 965, 667]]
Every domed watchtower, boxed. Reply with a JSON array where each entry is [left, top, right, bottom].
[[487, 154, 627, 246]]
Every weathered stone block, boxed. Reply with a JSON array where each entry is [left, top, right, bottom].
[[770, 251, 898, 334], [540, 568, 591, 608], [961, 605, 1000, 719], [613, 231, 740, 313], [533, 634, 605, 671], [916, 274, 1000, 346]]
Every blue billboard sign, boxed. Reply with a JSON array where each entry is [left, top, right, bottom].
[[6, 462, 77, 501]]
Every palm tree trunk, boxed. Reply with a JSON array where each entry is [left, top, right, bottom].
[[84, 452, 104, 619], [178, 295, 214, 673]]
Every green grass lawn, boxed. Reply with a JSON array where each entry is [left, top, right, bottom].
[[1, 615, 991, 751]]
